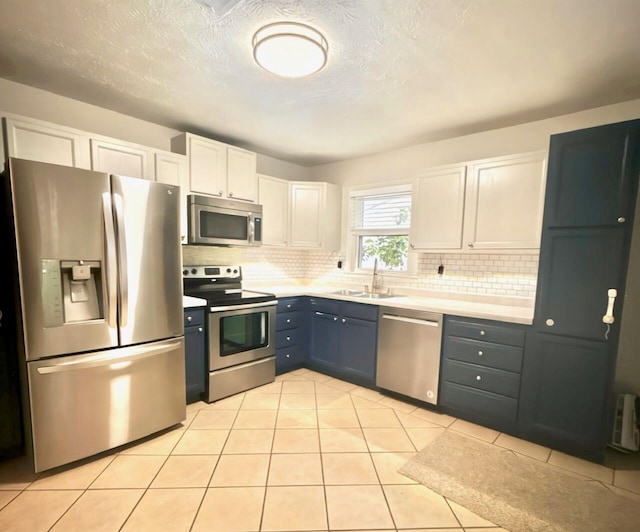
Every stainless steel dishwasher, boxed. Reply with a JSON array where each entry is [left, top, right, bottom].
[[376, 307, 443, 405]]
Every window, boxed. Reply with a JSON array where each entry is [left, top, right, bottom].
[[350, 186, 412, 272]]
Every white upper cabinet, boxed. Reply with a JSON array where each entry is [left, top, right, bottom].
[[258, 174, 289, 247], [171, 133, 257, 202], [464, 151, 547, 250], [289, 181, 341, 250], [410, 151, 547, 252], [155, 151, 186, 187], [227, 147, 257, 202], [409, 165, 467, 250], [90, 138, 152, 179], [4, 116, 90, 169]]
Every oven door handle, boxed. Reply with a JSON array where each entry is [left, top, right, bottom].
[[209, 301, 277, 312]]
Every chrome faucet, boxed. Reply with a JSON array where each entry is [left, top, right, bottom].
[[371, 258, 381, 294]]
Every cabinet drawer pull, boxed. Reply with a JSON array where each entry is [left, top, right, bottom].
[[480, 330, 485, 336], [478, 350, 483, 356], [187, 316, 192, 322], [229, 191, 234, 197], [286, 354, 290, 358], [286, 304, 292, 308], [198, 327, 203, 333], [286, 336, 291, 341], [476, 375, 482, 381], [287, 318, 292, 323], [342, 318, 346, 323], [333, 317, 338, 321]]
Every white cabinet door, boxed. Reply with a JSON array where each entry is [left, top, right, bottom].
[[90, 139, 152, 179], [464, 151, 547, 250], [290, 183, 323, 248], [258, 174, 289, 246], [409, 165, 467, 250], [227, 147, 257, 202], [289, 182, 342, 250], [155, 151, 186, 186], [156, 152, 188, 243], [4, 117, 90, 169], [188, 135, 226, 197]]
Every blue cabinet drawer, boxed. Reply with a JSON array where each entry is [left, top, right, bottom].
[[277, 297, 302, 313], [277, 312, 300, 331], [442, 360, 520, 398], [447, 318, 525, 347], [276, 329, 300, 349], [440, 381, 518, 425], [308, 297, 340, 314], [184, 309, 205, 328], [341, 301, 378, 322], [445, 337, 523, 373]]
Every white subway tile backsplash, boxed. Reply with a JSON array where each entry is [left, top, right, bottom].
[[182, 246, 538, 299]]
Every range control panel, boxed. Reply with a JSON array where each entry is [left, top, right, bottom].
[[182, 265, 241, 280]]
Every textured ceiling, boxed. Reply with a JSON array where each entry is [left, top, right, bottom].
[[0, 0, 639, 165]]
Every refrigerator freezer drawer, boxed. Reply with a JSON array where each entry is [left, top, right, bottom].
[[27, 337, 186, 472]]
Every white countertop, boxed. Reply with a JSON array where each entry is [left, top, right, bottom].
[[183, 295, 207, 308], [246, 284, 534, 325]]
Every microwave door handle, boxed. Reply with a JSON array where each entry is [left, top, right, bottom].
[[102, 193, 118, 328], [248, 214, 254, 244], [112, 193, 129, 327]]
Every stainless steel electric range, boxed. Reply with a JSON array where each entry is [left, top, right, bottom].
[[183, 265, 277, 402]]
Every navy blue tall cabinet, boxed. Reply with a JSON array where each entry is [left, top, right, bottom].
[[519, 120, 640, 461]]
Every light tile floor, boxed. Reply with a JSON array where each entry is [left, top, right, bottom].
[[1, 368, 639, 531]]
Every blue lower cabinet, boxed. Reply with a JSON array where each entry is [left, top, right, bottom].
[[276, 297, 307, 374], [184, 309, 206, 403], [308, 298, 378, 385], [440, 315, 526, 433]]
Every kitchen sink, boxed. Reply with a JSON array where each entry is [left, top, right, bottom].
[[354, 293, 404, 299], [326, 289, 366, 296]]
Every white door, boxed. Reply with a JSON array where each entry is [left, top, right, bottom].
[[464, 151, 547, 250], [90, 139, 151, 179], [410, 165, 467, 250], [188, 135, 226, 197], [258, 174, 289, 246], [289, 183, 323, 248], [227, 147, 257, 202], [4, 117, 90, 169]]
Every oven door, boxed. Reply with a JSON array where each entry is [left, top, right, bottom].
[[208, 301, 276, 370]]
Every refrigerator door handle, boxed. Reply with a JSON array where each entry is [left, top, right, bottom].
[[112, 192, 129, 327], [36, 339, 183, 374], [102, 193, 118, 328]]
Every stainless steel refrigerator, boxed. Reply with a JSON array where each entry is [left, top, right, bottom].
[[4, 158, 185, 472]]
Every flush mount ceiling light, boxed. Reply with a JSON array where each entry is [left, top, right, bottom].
[[252, 22, 328, 78]]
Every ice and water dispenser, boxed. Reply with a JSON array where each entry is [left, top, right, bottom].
[[41, 259, 104, 327]]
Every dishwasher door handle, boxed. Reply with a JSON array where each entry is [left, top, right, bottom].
[[382, 314, 440, 327]]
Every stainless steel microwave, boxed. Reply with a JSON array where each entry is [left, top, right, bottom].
[[187, 195, 262, 246]]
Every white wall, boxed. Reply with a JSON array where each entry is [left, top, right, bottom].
[[310, 99, 640, 185], [0, 78, 308, 178]]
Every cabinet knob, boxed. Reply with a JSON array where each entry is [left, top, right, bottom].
[[478, 350, 483, 356], [286, 354, 290, 358], [286, 304, 291, 308], [187, 316, 192, 322], [286, 336, 291, 341], [333, 317, 338, 321], [476, 375, 482, 381], [286, 319, 291, 323], [219, 190, 224, 196], [618, 217, 626, 223], [480, 330, 485, 336], [229, 191, 234, 197], [198, 327, 203, 333], [410, 243, 415, 249], [468, 242, 474, 248], [546, 318, 555, 327], [342, 318, 346, 323]]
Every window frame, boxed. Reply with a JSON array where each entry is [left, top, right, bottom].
[[346, 183, 417, 277]]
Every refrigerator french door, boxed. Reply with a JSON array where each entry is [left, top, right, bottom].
[[6, 158, 185, 472]]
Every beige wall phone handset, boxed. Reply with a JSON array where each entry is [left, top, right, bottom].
[[602, 288, 617, 339]]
